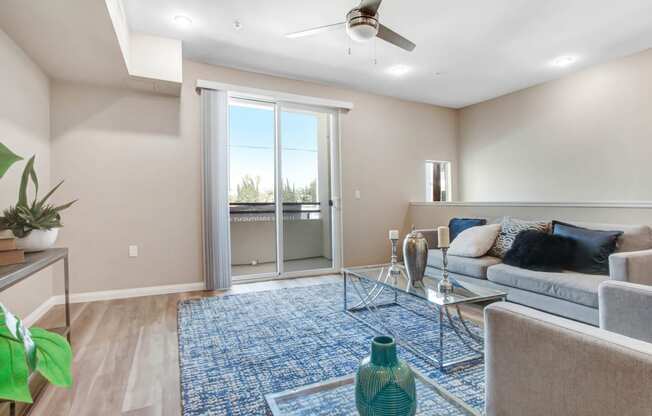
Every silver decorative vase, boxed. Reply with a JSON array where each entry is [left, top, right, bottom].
[[403, 227, 428, 284]]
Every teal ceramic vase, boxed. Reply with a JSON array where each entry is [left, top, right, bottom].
[[355, 336, 416, 416]]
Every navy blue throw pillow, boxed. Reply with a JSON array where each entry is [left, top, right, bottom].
[[503, 230, 575, 272], [552, 221, 622, 275], [448, 218, 487, 241]]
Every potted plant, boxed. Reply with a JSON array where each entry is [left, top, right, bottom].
[[0, 155, 77, 252]]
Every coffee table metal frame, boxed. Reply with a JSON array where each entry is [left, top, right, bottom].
[[343, 263, 506, 372], [265, 366, 480, 416]]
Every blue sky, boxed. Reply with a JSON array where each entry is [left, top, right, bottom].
[[229, 103, 319, 200]]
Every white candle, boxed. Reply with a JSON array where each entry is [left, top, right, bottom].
[[389, 229, 399, 240], [437, 226, 450, 248]]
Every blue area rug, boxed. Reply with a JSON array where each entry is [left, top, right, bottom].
[[177, 282, 485, 415]]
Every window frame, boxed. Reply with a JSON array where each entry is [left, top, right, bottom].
[[425, 160, 452, 202]]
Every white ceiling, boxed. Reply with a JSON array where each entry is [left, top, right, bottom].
[[124, 0, 652, 108]]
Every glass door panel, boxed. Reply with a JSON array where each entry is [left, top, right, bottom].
[[280, 107, 333, 273], [228, 99, 277, 278]]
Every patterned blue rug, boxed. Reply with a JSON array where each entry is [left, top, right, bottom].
[[177, 282, 485, 415]]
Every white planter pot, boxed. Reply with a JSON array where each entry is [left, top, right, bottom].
[[15, 228, 59, 252]]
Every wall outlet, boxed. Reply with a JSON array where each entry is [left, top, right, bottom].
[[129, 245, 139, 257], [355, 189, 361, 199]]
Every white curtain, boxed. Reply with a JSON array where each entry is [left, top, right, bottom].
[[200, 88, 231, 290]]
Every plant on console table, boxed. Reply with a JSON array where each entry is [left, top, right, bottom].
[[0, 155, 77, 252], [0, 143, 73, 403]]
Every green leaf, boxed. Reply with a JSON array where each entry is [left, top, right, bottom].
[[0, 304, 36, 370], [36, 180, 64, 209], [0, 329, 32, 403], [29, 328, 73, 388], [53, 200, 77, 213], [29, 163, 39, 206], [0, 143, 23, 179], [18, 156, 36, 207]]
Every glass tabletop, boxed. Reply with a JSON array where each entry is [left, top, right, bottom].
[[266, 369, 480, 416], [344, 263, 506, 306]]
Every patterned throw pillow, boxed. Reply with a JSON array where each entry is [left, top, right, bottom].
[[488, 217, 551, 258]]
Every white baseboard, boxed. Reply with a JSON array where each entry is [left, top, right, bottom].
[[24, 282, 206, 327], [23, 296, 58, 327]]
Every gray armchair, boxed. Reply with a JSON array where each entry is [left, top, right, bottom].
[[609, 249, 652, 286], [484, 280, 652, 416]]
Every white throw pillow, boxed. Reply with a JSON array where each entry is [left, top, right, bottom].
[[447, 224, 502, 258]]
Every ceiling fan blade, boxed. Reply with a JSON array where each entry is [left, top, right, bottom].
[[285, 22, 346, 39], [377, 24, 416, 51], [359, 0, 383, 15]]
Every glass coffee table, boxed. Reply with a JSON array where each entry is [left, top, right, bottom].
[[266, 367, 480, 415], [343, 263, 506, 371]]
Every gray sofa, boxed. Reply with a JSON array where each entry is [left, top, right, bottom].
[[420, 221, 652, 325], [484, 281, 652, 415]]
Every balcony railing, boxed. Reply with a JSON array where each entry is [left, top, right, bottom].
[[229, 202, 322, 222]]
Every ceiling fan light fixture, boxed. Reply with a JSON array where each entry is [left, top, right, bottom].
[[345, 9, 378, 42]]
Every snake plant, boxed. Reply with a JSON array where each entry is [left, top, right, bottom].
[[0, 155, 77, 238]]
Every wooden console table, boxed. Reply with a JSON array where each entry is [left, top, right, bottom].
[[0, 248, 70, 416]]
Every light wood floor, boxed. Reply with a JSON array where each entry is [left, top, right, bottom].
[[28, 274, 483, 415]]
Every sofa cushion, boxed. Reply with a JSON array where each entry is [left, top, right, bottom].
[[552, 221, 622, 275], [448, 224, 501, 258], [503, 230, 575, 272], [448, 218, 487, 241], [428, 249, 502, 279], [488, 217, 551, 258], [487, 264, 608, 308], [566, 221, 652, 253]]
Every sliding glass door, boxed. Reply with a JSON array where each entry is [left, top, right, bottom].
[[228, 98, 339, 280], [280, 106, 333, 273], [228, 99, 278, 278]]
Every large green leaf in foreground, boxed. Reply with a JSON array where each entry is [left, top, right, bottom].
[[0, 143, 22, 179], [0, 330, 32, 403], [29, 328, 73, 388]]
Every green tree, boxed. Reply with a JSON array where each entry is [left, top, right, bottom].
[[231, 175, 274, 203], [233, 175, 262, 203], [282, 179, 298, 203], [300, 180, 317, 202]]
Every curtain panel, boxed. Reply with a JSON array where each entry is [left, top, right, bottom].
[[200, 88, 231, 290]]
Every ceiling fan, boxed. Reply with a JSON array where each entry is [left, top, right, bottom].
[[285, 0, 416, 52]]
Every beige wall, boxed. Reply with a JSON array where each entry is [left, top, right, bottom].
[[409, 204, 652, 231], [50, 59, 457, 294], [458, 48, 652, 202], [0, 29, 52, 318]]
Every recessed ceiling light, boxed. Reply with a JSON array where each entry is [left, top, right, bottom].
[[386, 65, 411, 77], [173, 15, 193, 28], [233, 20, 243, 31], [551, 55, 577, 68]]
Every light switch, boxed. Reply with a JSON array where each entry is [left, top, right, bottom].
[[129, 245, 139, 257], [355, 190, 361, 199]]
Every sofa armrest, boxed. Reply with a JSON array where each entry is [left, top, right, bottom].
[[609, 249, 652, 285], [414, 228, 438, 249], [599, 280, 652, 343], [485, 302, 652, 416]]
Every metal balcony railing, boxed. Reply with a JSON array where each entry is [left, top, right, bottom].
[[229, 202, 322, 222]]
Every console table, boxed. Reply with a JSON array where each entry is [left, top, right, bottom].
[[0, 248, 70, 416]]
